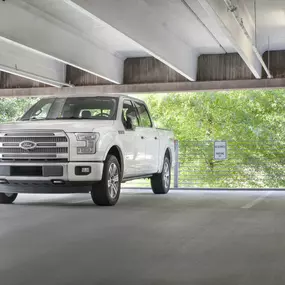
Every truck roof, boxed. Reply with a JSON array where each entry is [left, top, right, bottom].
[[45, 93, 146, 103], [44, 93, 145, 104]]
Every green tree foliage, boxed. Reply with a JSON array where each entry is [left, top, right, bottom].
[[146, 90, 285, 188], [0, 98, 37, 123]]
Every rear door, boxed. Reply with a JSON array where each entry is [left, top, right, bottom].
[[133, 101, 160, 174]]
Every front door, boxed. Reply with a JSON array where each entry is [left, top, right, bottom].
[[121, 100, 146, 177]]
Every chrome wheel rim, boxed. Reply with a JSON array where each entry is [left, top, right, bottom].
[[108, 163, 119, 199], [163, 161, 170, 189]]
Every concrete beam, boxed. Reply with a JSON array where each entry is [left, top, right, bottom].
[[196, 0, 262, 79], [66, 0, 198, 81], [1, 79, 284, 97], [0, 0, 123, 84], [0, 38, 66, 88]]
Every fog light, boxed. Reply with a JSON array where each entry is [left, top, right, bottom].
[[75, 166, 91, 176], [0, 179, 8, 184]]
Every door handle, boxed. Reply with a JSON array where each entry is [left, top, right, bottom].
[[141, 136, 145, 139], [154, 137, 158, 140]]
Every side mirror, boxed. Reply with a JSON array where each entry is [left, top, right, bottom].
[[126, 116, 135, 130]]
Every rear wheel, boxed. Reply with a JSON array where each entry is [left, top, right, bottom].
[[91, 155, 121, 206], [151, 156, 171, 194], [0, 193, 18, 204]]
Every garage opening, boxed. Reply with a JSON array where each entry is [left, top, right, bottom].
[[1, 90, 284, 190], [125, 89, 285, 189]]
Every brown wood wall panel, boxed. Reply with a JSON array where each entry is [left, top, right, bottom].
[[262, 51, 285, 78], [124, 57, 189, 84], [2, 53, 276, 90], [66, 65, 111, 86], [0, 72, 44, 88], [197, 53, 255, 81]]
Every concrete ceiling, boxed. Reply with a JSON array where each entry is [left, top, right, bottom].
[[245, 0, 285, 52], [0, 0, 284, 94]]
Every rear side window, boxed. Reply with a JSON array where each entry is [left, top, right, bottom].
[[134, 101, 152, 128]]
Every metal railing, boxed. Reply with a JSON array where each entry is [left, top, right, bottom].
[[178, 140, 285, 189], [124, 140, 285, 189]]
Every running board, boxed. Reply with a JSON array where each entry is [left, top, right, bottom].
[[122, 174, 153, 183]]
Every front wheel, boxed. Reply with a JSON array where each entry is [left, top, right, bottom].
[[91, 155, 121, 206], [151, 156, 171, 194], [0, 193, 18, 204]]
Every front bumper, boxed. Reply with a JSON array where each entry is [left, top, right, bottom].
[[0, 162, 104, 194]]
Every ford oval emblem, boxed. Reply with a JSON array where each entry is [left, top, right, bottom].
[[19, 141, 37, 151]]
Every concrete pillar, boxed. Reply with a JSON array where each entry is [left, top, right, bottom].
[[197, 53, 255, 81]]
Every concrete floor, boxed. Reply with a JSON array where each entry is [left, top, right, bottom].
[[1, 189, 285, 285]]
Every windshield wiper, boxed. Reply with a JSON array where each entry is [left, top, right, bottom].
[[21, 118, 57, 121], [29, 117, 48, 121], [56, 117, 80, 120], [55, 117, 95, 120]]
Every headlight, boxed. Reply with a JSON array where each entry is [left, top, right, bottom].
[[75, 132, 100, 154]]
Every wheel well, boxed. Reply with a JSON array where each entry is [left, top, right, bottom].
[[165, 148, 171, 163], [107, 146, 124, 176]]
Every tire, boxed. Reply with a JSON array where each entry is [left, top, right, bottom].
[[0, 193, 18, 204], [91, 155, 121, 206], [151, 156, 171, 194]]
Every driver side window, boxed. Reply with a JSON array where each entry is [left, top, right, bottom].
[[122, 100, 139, 130]]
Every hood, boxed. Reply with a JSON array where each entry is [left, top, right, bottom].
[[0, 120, 114, 133]]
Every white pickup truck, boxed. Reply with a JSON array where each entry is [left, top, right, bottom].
[[0, 95, 174, 206]]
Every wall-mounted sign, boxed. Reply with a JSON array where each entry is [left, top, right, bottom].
[[214, 141, 227, 160]]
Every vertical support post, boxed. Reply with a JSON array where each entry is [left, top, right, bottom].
[[174, 140, 179, 188]]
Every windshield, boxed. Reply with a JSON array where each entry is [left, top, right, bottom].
[[21, 97, 118, 121]]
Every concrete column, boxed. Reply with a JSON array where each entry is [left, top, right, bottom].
[[174, 140, 180, 189]]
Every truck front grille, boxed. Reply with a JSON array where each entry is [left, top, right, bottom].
[[0, 131, 69, 162], [0, 137, 67, 143]]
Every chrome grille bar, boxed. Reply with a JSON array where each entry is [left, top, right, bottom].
[[0, 137, 67, 143], [0, 130, 69, 162], [0, 148, 68, 153]]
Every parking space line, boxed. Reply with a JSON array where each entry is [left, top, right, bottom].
[[241, 191, 272, 209]]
